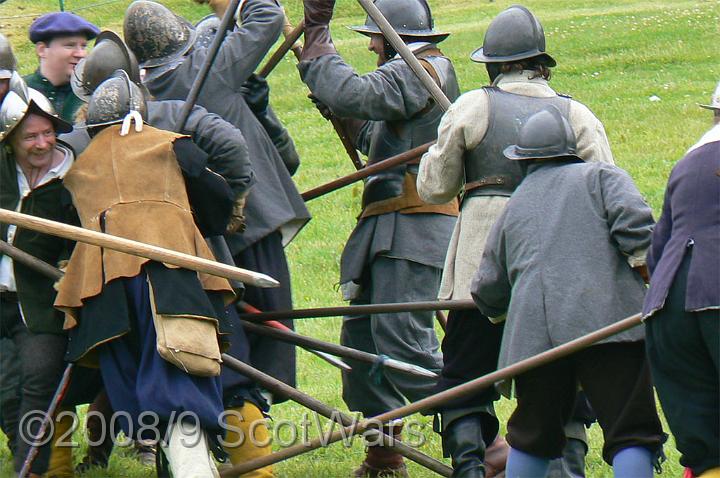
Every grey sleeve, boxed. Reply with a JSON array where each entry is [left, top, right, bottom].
[[183, 105, 255, 197], [470, 211, 512, 319], [298, 54, 433, 121], [208, 0, 284, 92], [599, 165, 655, 256]]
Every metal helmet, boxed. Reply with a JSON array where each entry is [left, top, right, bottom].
[[0, 33, 17, 79], [471, 5, 556, 67], [87, 70, 147, 131], [194, 14, 221, 50], [123, 0, 196, 69], [503, 105, 579, 161], [699, 81, 720, 111], [71, 30, 140, 102], [0, 88, 72, 142], [349, 0, 449, 44]]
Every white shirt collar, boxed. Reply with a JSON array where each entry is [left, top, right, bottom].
[[687, 123, 720, 154], [493, 70, 550, 88], [392, 42, 433, 60]]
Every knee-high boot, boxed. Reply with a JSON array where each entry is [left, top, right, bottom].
[[443, 414, 487, 478], [224, 403, 273, 477]]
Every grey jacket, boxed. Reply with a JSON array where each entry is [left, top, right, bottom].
[[59, 101, 254, 198], [299, 50, 458, 292], [144, 0, 310, 252], [471, 160, 653, 374]]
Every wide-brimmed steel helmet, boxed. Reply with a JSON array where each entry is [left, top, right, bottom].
[[699, 81, 720, 111], [471, 5, 556, 67], [194, 14, 221, 50], [349, 0, 449, 44], [0, 88, 72, 142], [123, 0, 196, 69], [0, 33, 17, 79], [71, 30, 141, 102], [87, 69, 147, 131], [504, 105, 579, 161]]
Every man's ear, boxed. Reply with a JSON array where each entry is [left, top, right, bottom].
[[35, 41, 49, 60]]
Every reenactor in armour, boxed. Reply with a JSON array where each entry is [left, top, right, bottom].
[[123, 1, 310, 473], [54, 71, 236, 478], [55, 31, 258, 473], [24, 12, 100, 122], [299, 0, 459, 475], [0, 81, 75, 478], [471, 107, 665, 478], [417, 5, 617, 477]]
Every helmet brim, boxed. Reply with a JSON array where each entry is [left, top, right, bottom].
[[27, 100, 73, 135], [699, 103, 720, 111], [348, 25, 450, 44], [0, 69, 11, 80], [470, 46, 556, 67], [70, 58, 90, 102], [503, 144, 581, 162]]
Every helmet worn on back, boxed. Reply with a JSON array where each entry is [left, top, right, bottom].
[[123, 0, 196, 69], [504, 105, 579, 161], [71, 30, 140, 102], [349, 0, 449, 44], [471, 5, 556, 67], [87, 70, 147, 132]]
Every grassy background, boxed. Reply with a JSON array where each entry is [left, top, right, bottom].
[[1, 0, 719, 476]]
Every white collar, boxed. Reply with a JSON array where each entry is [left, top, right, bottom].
[[493, 70, 550, 88], [687, 123, 720, 154], [392, 42, 433, 60]]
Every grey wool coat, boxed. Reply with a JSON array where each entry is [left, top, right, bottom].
[[144, 0, 310, 253], [471, 160, 653, 380]]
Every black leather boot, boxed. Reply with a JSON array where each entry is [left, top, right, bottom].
[[444, 414, 487, 478]]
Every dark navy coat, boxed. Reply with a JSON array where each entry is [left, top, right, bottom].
[[643, 126, 720, 317]]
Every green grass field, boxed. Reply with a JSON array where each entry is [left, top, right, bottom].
[[1, 0, 719, 476]]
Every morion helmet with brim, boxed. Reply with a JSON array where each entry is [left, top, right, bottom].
[[471, 4, 556, 67], [72, 31, 141, 102], [699, 81, 720, 111], [349, 0, 449, 44], [0, 88, 72, 142], [504, 105, 580, 162], [87, 70, 147, 134], [0, 33, 17, 80], [123, 0, 196, 69]]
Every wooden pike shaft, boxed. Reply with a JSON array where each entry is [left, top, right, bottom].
[[258, 19, 305, 78], [301, 141, 434, 201], [221, 312, 645, 476], [0, 209, 279, 288], [355, 0, 451, 111], [238, 298, 473, 321], [221, 353, 452, 477]]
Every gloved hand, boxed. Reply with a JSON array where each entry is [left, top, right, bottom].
[[240, 74, 270, 115], [308, 93, 333, 120], [226, 193, 248, 234], [301, 0, 337, 61]]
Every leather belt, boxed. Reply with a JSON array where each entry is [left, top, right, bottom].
[[464, 175, 517, 193]]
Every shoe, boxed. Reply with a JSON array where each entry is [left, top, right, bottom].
[[353, 421, 408, 478]]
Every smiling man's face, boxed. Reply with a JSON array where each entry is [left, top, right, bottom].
[[36, 35, 88, 85]]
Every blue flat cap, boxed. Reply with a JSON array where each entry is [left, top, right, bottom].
[[29, 12, 100, 43]]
